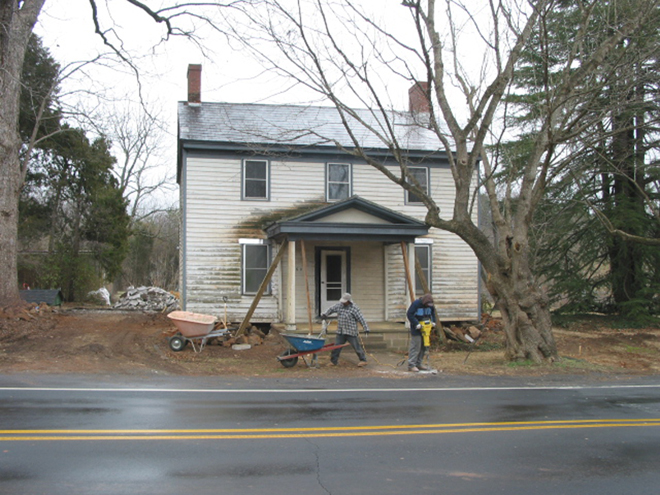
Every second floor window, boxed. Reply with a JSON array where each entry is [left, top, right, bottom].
[[407, 166, 429, 204], [327, 163, 351, 201], [243, 159, 269, 200]]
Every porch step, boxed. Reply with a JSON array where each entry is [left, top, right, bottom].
[[360, 333, 388, 351]]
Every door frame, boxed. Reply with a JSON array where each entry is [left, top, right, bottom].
[[315, 246, 351, 315]]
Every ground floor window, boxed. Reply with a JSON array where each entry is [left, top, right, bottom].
[[415, 244, 431, 294], [243, 244, 270, 294]]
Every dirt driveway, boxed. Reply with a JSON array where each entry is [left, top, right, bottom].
[[0, 307, 659, 377]]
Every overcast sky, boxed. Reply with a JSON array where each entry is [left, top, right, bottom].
[[30, 1, 484, 209], [32, 1, 348, 208], [34, 2, 240, 208]]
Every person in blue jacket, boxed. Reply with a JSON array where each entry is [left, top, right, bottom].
[[406, 293, 436, 372]]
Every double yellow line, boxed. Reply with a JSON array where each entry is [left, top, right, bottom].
[[1, 419, 659, 441]]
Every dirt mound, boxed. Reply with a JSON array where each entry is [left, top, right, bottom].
[[0, 308, 658, 377]]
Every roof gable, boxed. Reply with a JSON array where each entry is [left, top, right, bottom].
[[288, 196, 424, 224], [265, 196, 429, 242]]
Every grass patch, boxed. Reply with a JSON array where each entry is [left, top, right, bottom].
[[552, 313, 660, 330], [624, 345, 656, 355], [505, 356, 608, 372], [555, 356, 608, 371], [506, 360, 537, 368], [439, 341, 505, 353], [609, 316, 660, 329]]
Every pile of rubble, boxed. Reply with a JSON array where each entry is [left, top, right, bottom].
[[444, 324, 482, 343], [113, 286, 180, 312], [0, 302, 58, 322], [217, 325, 268, 348]]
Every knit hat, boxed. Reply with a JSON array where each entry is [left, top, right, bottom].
[[421, 293, 434, 306]]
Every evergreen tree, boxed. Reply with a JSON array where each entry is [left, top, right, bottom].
[[19, 34, 61, 144], [17, 34, 130, 300], [505, 0, 660, 319], [32, 128, 129, 301]]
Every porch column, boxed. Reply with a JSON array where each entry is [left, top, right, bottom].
[[285, 239, 296, 331]]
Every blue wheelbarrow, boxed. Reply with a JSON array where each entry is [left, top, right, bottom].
[[277, 321, 348, 368]]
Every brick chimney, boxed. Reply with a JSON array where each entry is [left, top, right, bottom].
[[408, 81, 430, 114], [187, 64, 202, 104]]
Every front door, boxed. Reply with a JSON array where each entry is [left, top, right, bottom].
[[320, 249, 347, 311]]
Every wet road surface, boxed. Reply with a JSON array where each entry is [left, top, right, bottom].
[[0, 374, 659, 494]]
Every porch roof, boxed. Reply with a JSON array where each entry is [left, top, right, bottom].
[[264, 196, 429, 242]]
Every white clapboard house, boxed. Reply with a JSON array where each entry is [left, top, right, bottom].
[[177, 65, 480, 348]]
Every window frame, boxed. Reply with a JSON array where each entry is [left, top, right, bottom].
[[414, 244, 432, 295], [242, 243, 271, 295], [326, 162, 352, 202], [406, 166, 429, 204], [242, 159, 270, 201]]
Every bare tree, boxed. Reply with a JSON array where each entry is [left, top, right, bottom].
[[121, 208, 180, 290], [0, 1, 239, 305], [225, 0, 659, 361], [90, 102, 174, 222]]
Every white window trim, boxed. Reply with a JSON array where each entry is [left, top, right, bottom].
[[415, 238, 434, 245]]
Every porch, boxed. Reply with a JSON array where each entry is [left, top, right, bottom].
[[235, 197, 432, 347], [266, 196, 429, 331]]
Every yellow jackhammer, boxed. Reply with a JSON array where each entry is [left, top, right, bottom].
[[420, 319, 433, 348], [419, 319, 437, 373]]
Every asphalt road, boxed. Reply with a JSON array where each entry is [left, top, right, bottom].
[[1, 374, 659, 494]]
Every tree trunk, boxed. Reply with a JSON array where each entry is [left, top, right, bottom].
[[430, 206, 559, 363], [487, 263, 557, 363], [608, 85, 645, 312], [0, 0, 45, 306]]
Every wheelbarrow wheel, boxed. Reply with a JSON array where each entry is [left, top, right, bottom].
[[169, 334, 188, 352], [279, 349, 299, 368]]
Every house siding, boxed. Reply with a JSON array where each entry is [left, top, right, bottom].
[[181, 153, 480, 324]]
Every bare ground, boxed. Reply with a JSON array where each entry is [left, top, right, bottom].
[[0, 305, 659, 378]]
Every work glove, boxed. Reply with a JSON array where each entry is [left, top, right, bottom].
[[432, 322, 436, 328], [415, 324, 421, 330]]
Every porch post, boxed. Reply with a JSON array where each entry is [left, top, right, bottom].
[[285, 239, 296, 331]]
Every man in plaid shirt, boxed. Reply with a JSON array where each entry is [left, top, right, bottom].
[[322, 293, 370, 367]]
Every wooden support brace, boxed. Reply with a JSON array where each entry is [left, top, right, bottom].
[[235, 242, 288, 337], [301, 239, 314, 334], [400, 241, 416, 302], [415, 256, 430, 295]]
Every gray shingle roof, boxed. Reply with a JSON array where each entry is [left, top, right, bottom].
[[178, 101, 444, 152]]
